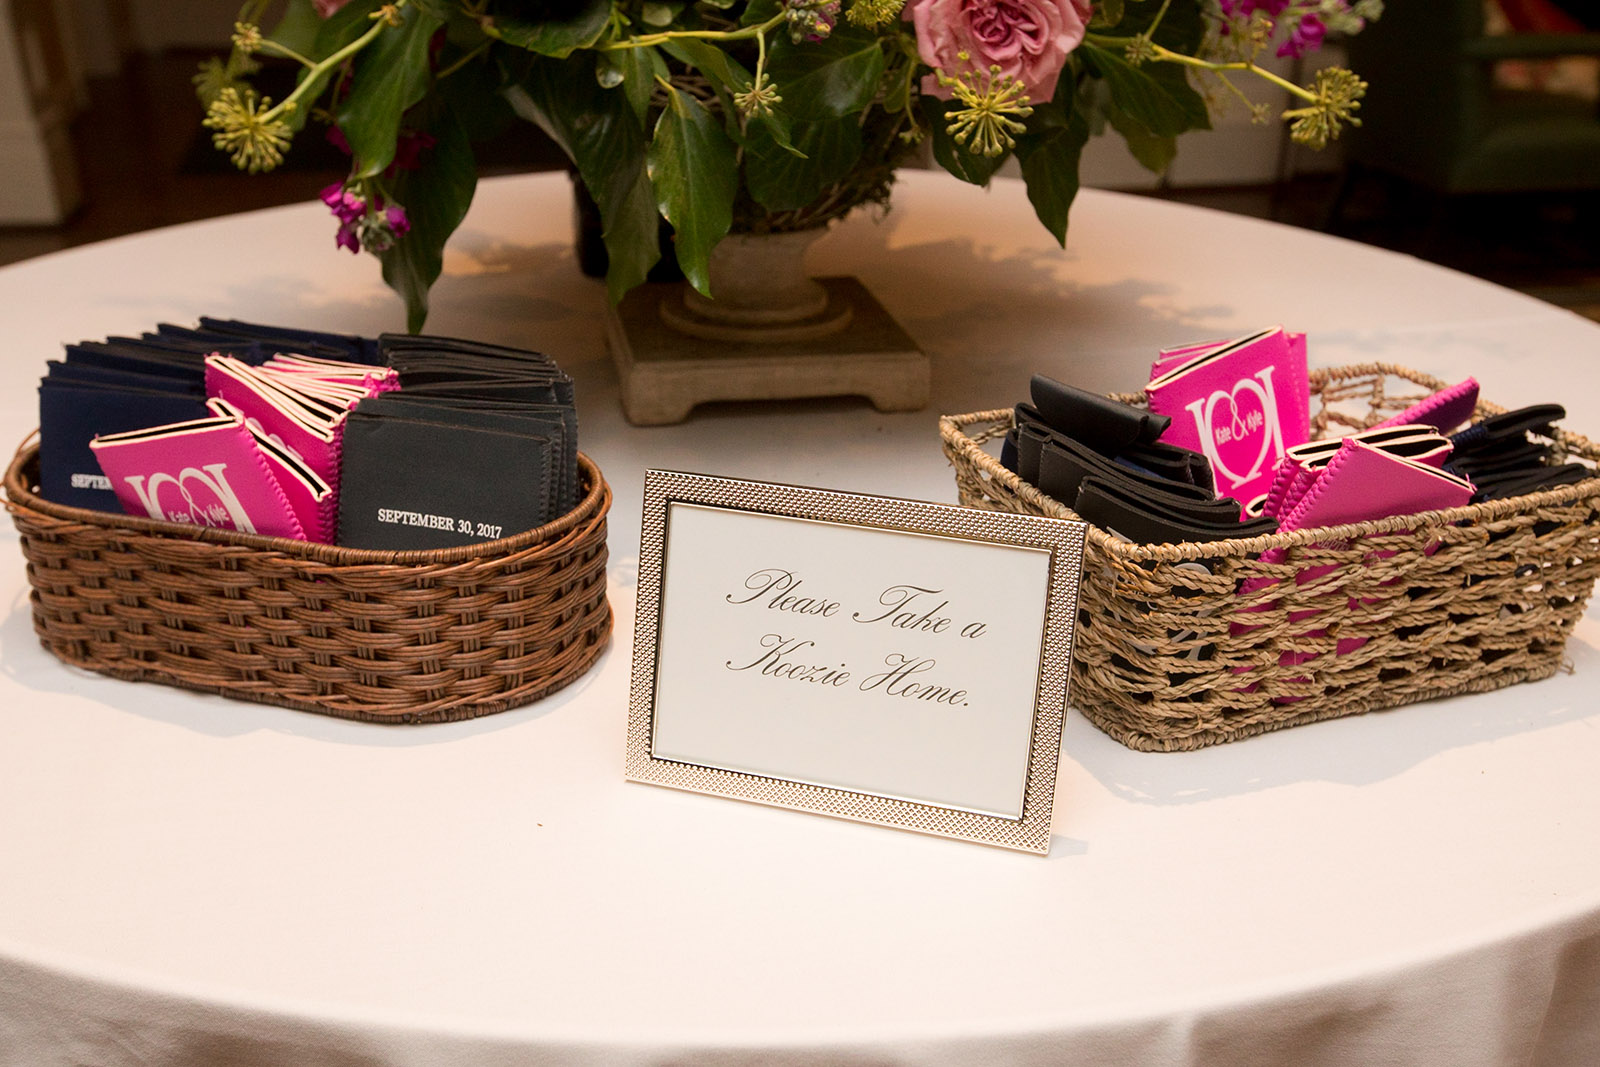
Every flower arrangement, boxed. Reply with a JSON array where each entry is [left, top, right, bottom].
[[201, 0, 1380, 328]]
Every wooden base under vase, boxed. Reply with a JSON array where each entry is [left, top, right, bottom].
[[604, 275, 929, 426]]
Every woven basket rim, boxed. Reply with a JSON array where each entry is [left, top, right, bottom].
[[4, 432, 610, 566], [940, 362, 1600, 564]]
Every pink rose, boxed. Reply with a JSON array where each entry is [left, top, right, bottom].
[[910, 0, 1093, 106]]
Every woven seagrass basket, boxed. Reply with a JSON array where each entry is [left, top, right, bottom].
[[941, 363, 1600, 751], [4, 437, 612, 724]]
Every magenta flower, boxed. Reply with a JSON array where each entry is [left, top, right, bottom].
[[327, 125, 435, 175], [785, 0, 841, 42], [334, 221, 361, 253], [322, 182, 372, 253], [390, 131, 436, 172], [384, 204, 411, 238], [1278, 12, 1326, 57], [910, 0, 1093, 106], [320, 182, 364, 224]]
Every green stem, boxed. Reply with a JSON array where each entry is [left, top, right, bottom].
[[753, 24, 768, 91], [260, 1, 409, 123], [1144, 0, 1173, 37], [256, 38, 317, 69], [602, 12, 786, 50], [436, 41, 490, 80], [1214, 68, 1259, 113], [367, 175, 395, 211], [238, 0, 273, 27], [1085, 33, 1316, 102]]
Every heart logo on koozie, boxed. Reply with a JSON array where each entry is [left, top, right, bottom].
[[1183, 367, 1287, 490]]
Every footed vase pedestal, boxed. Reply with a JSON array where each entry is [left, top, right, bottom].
[[603, 230, 929, 426]]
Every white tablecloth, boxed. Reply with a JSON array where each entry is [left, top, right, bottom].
[[1, 171, 1597, 1066]]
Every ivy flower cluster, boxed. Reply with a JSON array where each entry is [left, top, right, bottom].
[[935, 57, 1035, 158], [201, 87, 292, 173]]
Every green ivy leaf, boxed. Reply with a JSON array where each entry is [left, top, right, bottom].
[[434, 46, 515, 142], [1014, 104, 1090, 246], [334, 4, 445, 178], [743, 115, 860, 211], [510, 54, 660, 303], [489, 0, 610, 58], [1077, 41, 1208, 139], [275, 0, 381, 134], [756, 107, 805, 159], [641, 1, 677, 25], [766, 25, 886, 121], [920, 96, 1008, 186], [595, 54, 626, 88], [267, 0, 324, 58], [661, 39, 803, 157], [1143, 61, 1211, 132], [1107, 101, 1176, 174], [312, 0, 383, 58], [377, 101, 478, 332], [662, 39, 751, 94], [882, 66, 913, 114], [1119, 0, 1205, 51], [742, 0, 782, 26], [409, 0, 459, 20], [648, 86, 738, 296], [1090, 0, 1125, 30], [662, 42, 745, 144], [606, 45, 661, 129]]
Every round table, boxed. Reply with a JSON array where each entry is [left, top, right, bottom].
[[1, 171, 1597, 1066]]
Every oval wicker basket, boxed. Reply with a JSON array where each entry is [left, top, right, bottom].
[[941, 363, 1600, 751], [4, 437, 613, 723]]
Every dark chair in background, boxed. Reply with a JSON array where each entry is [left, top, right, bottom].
[[1329, 0, 1600, 230]]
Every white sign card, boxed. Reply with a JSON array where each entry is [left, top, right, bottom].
[[625, 470, 1087, 854]]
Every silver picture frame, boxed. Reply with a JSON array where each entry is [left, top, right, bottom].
[[625, 469, 1087, 854]]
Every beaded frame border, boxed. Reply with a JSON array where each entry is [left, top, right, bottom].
[[625, 469, 1087, 855]]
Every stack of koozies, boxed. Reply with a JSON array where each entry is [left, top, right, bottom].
[[1254, 381, 1587, 532], [1001, 375, 1281, 544], [38, 320, 579, 551], [39, 319, 384, 519], [1006, 326, 1593, 546], [1002, 324, 1312, 543], [83, 351, 397, 542], [1250, 376, 1476, 534], [1446, 404, 1591, 501], [335, 335, 577, 551]]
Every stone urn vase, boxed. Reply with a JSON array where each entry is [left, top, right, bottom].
[[599, 193, 928, 427]]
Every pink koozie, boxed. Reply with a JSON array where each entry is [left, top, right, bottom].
[[1147, 327, 1311, 512], [204, 356, 343, 487], [208, 398, 334, 543], [1373, 378, 1480, 434], [89, 413, 305, 539], [1280, 438, 1474, 532]]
